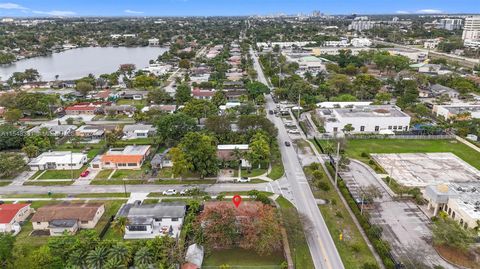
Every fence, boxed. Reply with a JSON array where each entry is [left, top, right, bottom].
[[316, 134, 455, 140], [99, 215, 115, 239], [312, 137, 402, 268]]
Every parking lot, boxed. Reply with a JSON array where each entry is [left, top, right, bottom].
[[371, 153, 480, 187], [340, 160, 457, 268]]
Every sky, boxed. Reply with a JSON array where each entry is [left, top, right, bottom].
[[0, 0, 479, 17]]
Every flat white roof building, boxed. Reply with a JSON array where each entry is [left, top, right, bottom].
[[433, 104, 480, 120], [318, 105, 411, 134], [425, 182, 480, 230], [28, 151, 87, 171]]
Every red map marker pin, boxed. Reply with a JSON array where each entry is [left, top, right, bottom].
[[232, 195, 242, 208]]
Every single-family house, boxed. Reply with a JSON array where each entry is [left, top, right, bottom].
[[224, 89, 247, 101], [192, 89, 215, 100], [120, 202, 186, 239], [27, 124, 77, 137], [151, 148, 173, 170], [64, 103, 104, 115], [217, 144, 251, 168], [0, 204, 32, 235], [119, 90, 148, 100], [90, 145, 151, 170], [122, 124, 156, 139], [423, 84, 460, 99], [141, 105, 177, 114], [74, 124, 117, 139], [104, 105, 136, 115], [28, 151, 88, 171], [31, 203, 104, 236]]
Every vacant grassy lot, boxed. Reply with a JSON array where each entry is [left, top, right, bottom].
[[94, 169, 114, 179], [276, 196, 314, 269], [110, 168, 149, 180], [24, 181, 74, 186], [319, 139, 480, 170], [234, 168, 268, 177], [304, 164, 377, 269], [203, 248, 285, 269]]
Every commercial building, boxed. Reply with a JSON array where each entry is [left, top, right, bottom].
[[425, 183, 480, 230], [437, 19, 463, 31], [348, 20, 376, 32], [317, 105, 411, 134], [433, 104, 480, 120], [31, 203, 105, 236], [90, 145, 151, 170], [28, 151, 88, 171], [120, 202, 186, 239], [462, 16, 480, 41]]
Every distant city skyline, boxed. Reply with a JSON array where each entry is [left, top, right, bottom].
[[0, 0, 479, 17]]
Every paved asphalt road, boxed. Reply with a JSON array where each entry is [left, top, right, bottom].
[[250, 47, 344, 269]]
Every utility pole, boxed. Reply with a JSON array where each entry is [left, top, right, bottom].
[[334, 141, 340, 186]]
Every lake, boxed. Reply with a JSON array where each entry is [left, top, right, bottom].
[[0, 46, 168, 81]]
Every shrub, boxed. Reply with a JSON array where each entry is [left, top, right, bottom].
[[335, 211, 343, 219], [317, 180, 330, 191], [361, 152, 369, 158]]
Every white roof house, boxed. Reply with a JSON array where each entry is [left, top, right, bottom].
[[122, 124, 156, 139], [28, 151, 87, 171], [27, 124, 77, 137]]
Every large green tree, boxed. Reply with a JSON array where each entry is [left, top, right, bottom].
[[0, 124, 24, 150], [178, 132, 219, 178], [175, 83, 192, 104], [182, 99, 218, 124], [155, 113, 197, 146]]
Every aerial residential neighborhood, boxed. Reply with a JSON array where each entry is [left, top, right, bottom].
[[0, 1, 480, 269]]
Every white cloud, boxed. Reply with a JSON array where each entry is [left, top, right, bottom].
[[396, 11, 410, 14], [416, 9, 443, 14], [124, 9, 144, 14], [33, 10, 76, 16], [0, 2, 28, 10]]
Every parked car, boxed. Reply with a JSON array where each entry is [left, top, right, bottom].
[[180, 188, 195, 195], [268, 110, 274, 115], [162, 189, 177, 196], [284, 141, 291, 147], [80, 170, 90, 177], [237, 177, 251, 183], [288, 129, 300, 134]]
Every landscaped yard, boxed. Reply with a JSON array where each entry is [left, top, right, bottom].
[[157, 168, 173, 178], [94, 169, 114, 179], [37, 166, 88, 180], [318, 139, 480, 170], [304, 164, 378, 269], [203, 248, 285, 269], [234, 168, 267, 177]]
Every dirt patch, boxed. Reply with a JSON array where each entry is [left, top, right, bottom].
[[435, 244, 480, 269]]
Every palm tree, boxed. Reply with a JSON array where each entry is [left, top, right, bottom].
[[86, 246, 109, 269], [232, 148, 243, 178], [68, 249, 87, 269], [104, 258, 127, 269], [107, 243, 131, 266], [134, 247, 153, 269], [111, 216, 128, 235]]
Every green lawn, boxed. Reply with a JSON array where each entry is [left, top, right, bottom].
[[157, 168, 173, 178], [90, 179, 146, 185], [1, 193, 67, 199], [95, 169, 114, 179], [275, 196, 315, 269], [268, 163, 284, 180], [0, 180, 12, 186], [37, 166, 87, 180], [203, 248, 285, 268], [319, 139, 480, 170], [305, 165, 377, 269], [154, 179, 217, 185], [24, 181, 74, 186], [73, 193, 130, 198], [110, 168, 149, 180], [235, 168, 268, 177]]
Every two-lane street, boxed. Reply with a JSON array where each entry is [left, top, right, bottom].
[[250, 47, 344, 269]]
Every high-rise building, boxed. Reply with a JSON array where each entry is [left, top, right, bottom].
[[462, 16, 480, 41], [437, 18, 463, 31], [348, 20, 376, 32]]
